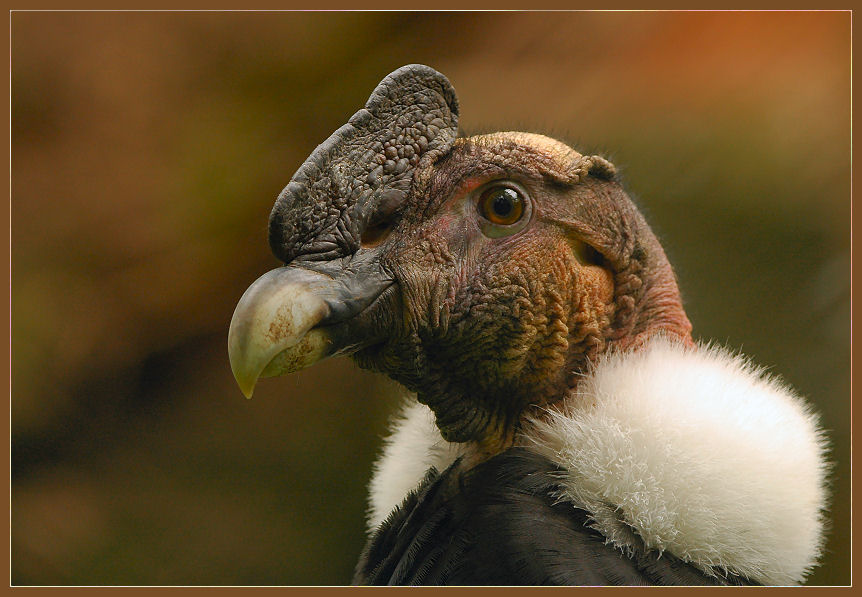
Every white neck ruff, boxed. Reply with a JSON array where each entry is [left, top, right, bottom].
[[366, 336, 829, 586]]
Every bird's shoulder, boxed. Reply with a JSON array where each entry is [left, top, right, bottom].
[[353, 447, 753, 586]]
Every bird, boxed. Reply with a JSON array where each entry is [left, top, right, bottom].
[[227, 64, 829, 586]]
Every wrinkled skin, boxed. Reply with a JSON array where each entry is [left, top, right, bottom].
[[230, 65, 692, 452], [356, 135, 608, 446]]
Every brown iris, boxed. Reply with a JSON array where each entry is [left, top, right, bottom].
[[479, 186, 525, 226]]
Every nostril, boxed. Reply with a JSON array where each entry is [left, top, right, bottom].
[[362, 188, 405, 248], [361, 218, 395, 248]]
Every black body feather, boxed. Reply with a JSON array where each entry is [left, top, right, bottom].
[[354, 448, 756, 586]]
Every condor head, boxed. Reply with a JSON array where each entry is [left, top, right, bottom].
[[228, 65, 691, 450]]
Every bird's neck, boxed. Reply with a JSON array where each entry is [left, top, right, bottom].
[[469, 427, 518, 464]]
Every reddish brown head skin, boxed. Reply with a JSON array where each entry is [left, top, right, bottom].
[[350, 132, 692, 449]]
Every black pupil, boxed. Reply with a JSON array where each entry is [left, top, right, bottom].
[[492, 189, 517, 217]]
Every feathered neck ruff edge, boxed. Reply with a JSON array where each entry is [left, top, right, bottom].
[[366, 336, 830, 586]]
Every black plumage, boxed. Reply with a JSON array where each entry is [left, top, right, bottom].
[[355, 448, 754, 586]]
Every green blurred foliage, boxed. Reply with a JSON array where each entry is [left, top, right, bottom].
[[11, 11, 849, 586]]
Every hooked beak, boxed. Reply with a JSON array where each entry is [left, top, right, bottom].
[[229, 65, 459, 399], [228, 256, 394, 398]]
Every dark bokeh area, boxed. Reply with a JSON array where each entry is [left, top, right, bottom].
[[11, 12, 849, 586]]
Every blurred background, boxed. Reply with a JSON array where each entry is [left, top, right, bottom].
[[11, 11, 849, 586]]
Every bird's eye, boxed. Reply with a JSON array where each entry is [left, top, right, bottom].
[[479, 187, 524, 225], [476, 183, 531, 238]]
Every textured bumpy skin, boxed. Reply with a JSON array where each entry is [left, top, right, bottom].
[[269, 65, 459, 264], [351, 133, 692, 444], [354, 450, 754, 586]]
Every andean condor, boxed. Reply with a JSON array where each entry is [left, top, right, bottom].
[[227, 65, 829, 586]]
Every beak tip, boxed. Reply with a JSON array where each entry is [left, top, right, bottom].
[[241, 387, 255, 400], [231, 359, 260, 400]]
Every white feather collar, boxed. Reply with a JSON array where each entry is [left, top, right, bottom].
[[366, 336, 830, 586]]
